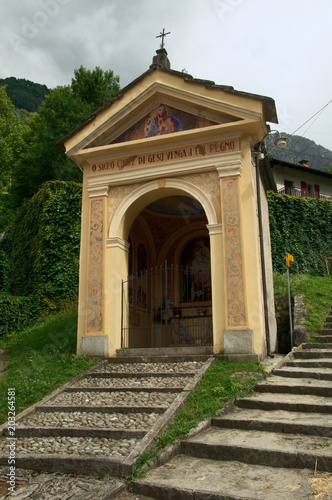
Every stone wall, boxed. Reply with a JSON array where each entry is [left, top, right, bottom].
[[274, 294, 308, 353], [274, 295, 291, 353], [293, 294, 308, 346]]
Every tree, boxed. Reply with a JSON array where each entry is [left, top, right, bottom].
[[0, 86, 28, 231], [0, 86, 28, 192], [323, 164, 332, 174], [71, 65, 120, 109], [10, 66, 120, 206]]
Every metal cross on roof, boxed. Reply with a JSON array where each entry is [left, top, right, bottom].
[[156, 28, 171, 49]]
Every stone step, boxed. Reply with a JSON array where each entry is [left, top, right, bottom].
[[236, 392, 332, 413], [100, 359, 206, 371], [64, 386, 185, 393], [182, 427, 332, 471], [302, 343, 332, 349], [0, 453, 132, 478], [43, 390, 179, 407], [36, 405, 166, 414], [4, 427, 146, 439], [115, 347, 213, 359], [273, 366, 332, 380], [316, 335, 332, 342], [316, 329, 332, 335], [13, 408, 162, 432], [84, 371, 195, 378], [293, 349, 332, 359], [285, 359, 332, 368], [70, 375, 192, 390], [0, 434, 139, 475], [256, 375, 332, 397], [213, 407, 332, 437], [131, 456, 315, 500]]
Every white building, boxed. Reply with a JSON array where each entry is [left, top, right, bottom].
[[270, 158, 332, 200]]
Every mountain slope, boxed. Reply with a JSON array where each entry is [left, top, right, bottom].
[[266, 133, 332, 171], [0, 77, 50, 112]]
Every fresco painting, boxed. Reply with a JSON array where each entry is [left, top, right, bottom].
[[112, 104, 217, 144]]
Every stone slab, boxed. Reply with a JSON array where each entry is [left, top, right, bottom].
[[236, 391, 332, 413], [131, 456, 317, 500], [116, 347, 213, 357], [183, 427, 332, 470], [303, 343, 332, 349], [256, 375, 332, 396], [213, 407, 332, 436], [293, 349, 332, 359], [285, 359, 332, 368], [82, 335, 108, 357], [273, 366, 332, 380], [223, 329, 254, 354]]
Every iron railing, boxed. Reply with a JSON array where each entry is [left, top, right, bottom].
[[277, 187, 332, 200], [121, 261, 213, 348]]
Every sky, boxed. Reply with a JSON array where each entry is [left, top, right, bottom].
[[1, 0, 332, 152]]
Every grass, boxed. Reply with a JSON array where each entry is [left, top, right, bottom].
[[273, 273, 332, 338], [128, 359, 266, 479], [0, 306, 99, 424]]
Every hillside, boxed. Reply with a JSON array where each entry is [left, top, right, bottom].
[[0, 76, 50, 112], [266, 132, 332, 171], [1, 77, 331, 170]]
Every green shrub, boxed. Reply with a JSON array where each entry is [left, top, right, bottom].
[[268, 193, 332, 275], [0, 293, 43, 338], [1, 181, 82, 300], [0, 181, 82, 337]]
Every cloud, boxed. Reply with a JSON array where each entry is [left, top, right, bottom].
[[0, 0, 331, 150]]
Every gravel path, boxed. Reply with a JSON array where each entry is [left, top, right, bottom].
[[94, 361, 204, 373], [18, 410, 160, 430], [47, 390, 178, 407], [75, 376, 191, 388], [0, 436, 139, 458]]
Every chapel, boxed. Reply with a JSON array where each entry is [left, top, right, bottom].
[[58, 38, 278, 361]]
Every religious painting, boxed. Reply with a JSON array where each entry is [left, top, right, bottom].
[[111, 104, 218, 144], [181, 237, 211, 303], [137, 243, 147, 308]]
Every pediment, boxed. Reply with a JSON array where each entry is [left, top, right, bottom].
[[83, 85, 244, 151], [62, 76, 264, 157], [111, 104, 220, 144]]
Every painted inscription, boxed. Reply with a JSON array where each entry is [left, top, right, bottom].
[[87, 198, 104, 333], [222, 177, 246, 327], [91, 139, 239, 173]]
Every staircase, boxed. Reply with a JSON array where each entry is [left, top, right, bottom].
[[0, 350, 213, 498], [131, 311, 332, 500]]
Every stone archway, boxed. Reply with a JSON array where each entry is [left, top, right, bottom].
[[107, 179, 221, 350]]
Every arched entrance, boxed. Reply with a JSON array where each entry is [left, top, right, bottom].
[[122, 194, 213, 348]]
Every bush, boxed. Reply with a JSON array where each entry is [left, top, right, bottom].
[[0, 293, 43, 339], [0, 181, 82, 337], [1, 181, 82, 300], [268, 193, 332, 275]]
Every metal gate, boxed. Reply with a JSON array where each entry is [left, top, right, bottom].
[[121, 261, 213, 348]]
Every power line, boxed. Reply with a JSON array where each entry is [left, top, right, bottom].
[[290, 99, 332, 136], [267, 99, 332, 163]]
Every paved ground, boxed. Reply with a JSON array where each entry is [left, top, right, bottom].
[[3, 347, 332, 499], [0, 354, 212, 499]]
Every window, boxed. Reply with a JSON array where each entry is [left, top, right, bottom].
[[301, 181, 307, 196], [284, 180, 293, 195]]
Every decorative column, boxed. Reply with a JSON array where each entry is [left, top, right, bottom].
[[82, 186, 109, 357], [217, 155, 254, 355]]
